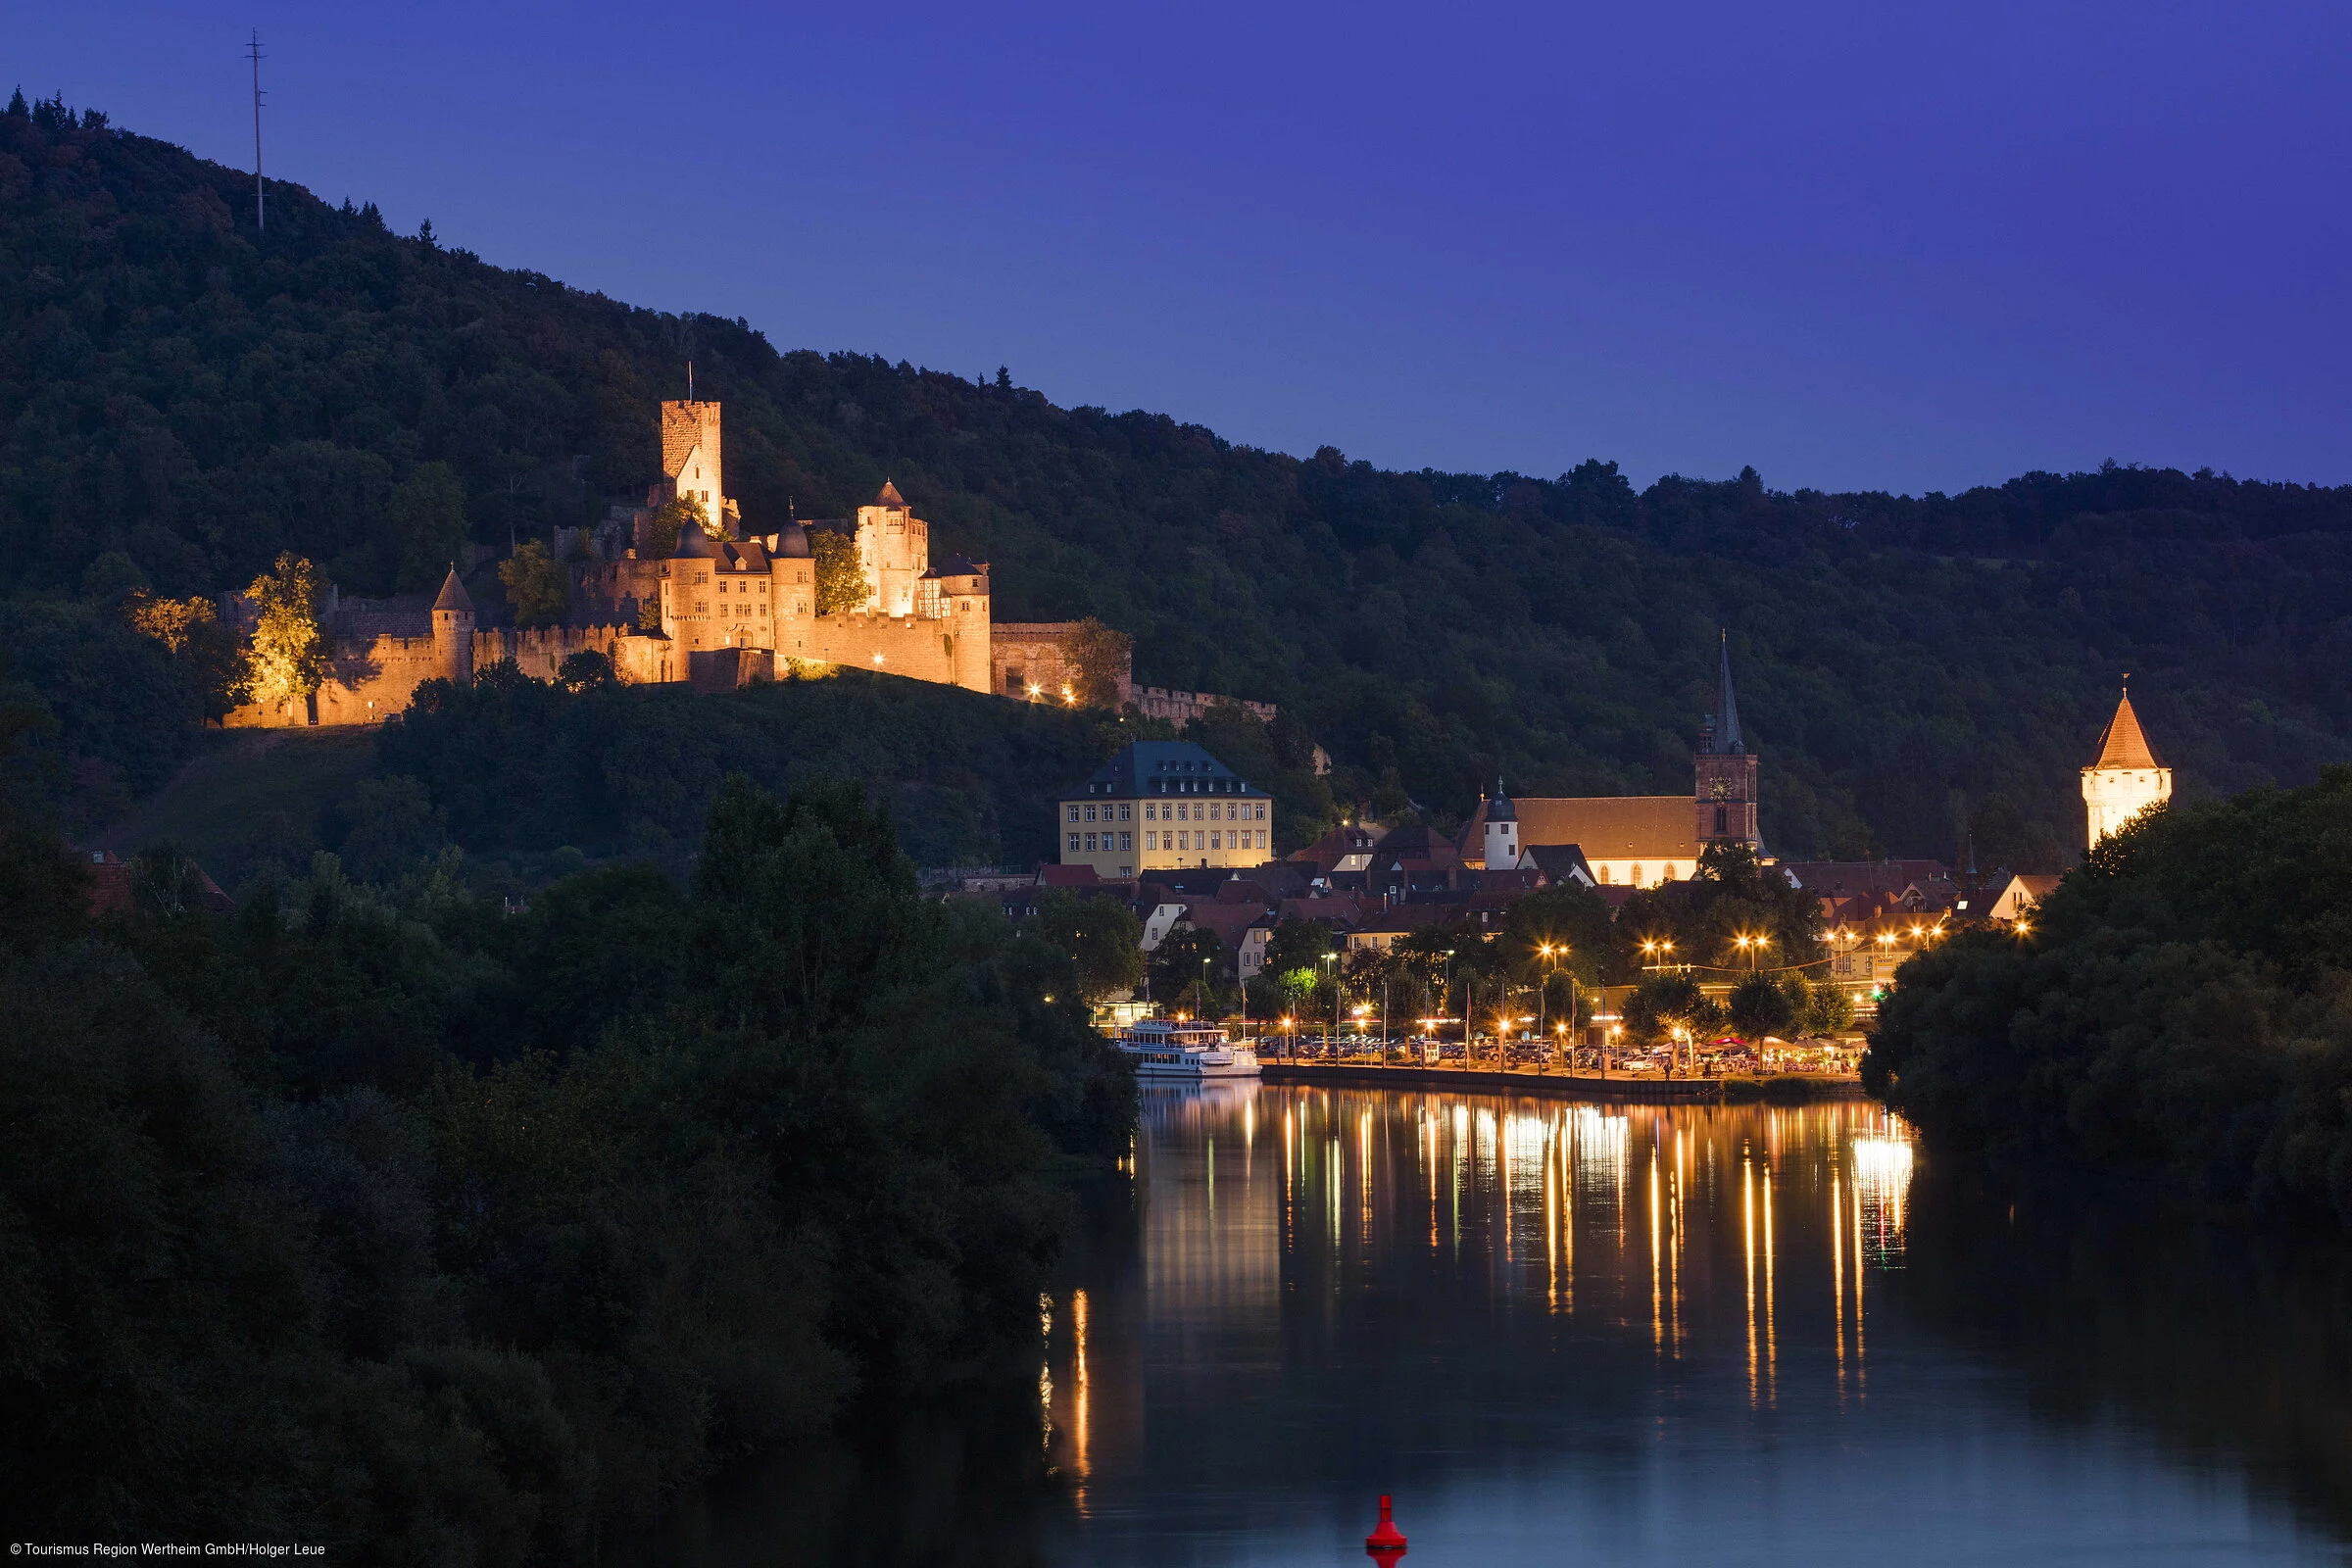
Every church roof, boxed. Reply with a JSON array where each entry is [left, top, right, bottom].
[[2087, 690, 2164, 770], [1458, 797, 1696, 863], [875, 480, 907, 508], [431, 567, 473, 613]]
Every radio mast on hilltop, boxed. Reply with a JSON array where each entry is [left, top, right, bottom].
[[247, 29, 266, 232]]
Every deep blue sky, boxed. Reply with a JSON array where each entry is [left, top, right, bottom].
[[16, 1, 2351, 493]]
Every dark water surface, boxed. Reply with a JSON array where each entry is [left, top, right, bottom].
[[661, 1083, 2352, 1565]]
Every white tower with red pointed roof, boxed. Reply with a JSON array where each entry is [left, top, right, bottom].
[[2082, 680, 2172, 848]]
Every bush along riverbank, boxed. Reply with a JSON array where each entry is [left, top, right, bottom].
[[1865, 765, 2352, 1223], [0, 733, 1135, 1557]]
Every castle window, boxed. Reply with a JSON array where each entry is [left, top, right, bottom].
[[1068, 833, 1081, 853], [1146, 831, 1157, 850], [1086, 833, 1098, 852], [1119, 832, 1133, 850], [1085, 806, 1098, 822], [1119, 805, 1131, 820], [1632, 864, 1644, 885], [695, 603, 708, 613], [1067, 806, 1080, 823], [1210, 832, 1222, 851], [1715, 807, 1728, 834]]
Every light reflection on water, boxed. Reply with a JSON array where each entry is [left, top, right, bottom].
[[1032, 1082, 2347, 1567]]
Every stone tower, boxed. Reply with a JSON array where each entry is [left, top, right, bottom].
[[856, 481, 928, 616], [1483, 777, 1520, 870], [431, 566, 474, 686], [2082, 682, 2171, 847], [1694, 630, 1759, 850], [661, 399, 727, 531]]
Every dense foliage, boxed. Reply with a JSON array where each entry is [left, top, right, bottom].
[[7, 101, 2352, 868], [1866, 769, 2352, 1221], [363, 663, 1123, 874], [0, 729, 1134, 1553]]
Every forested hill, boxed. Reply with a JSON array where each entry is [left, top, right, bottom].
[[6, 93, 2352, 869]]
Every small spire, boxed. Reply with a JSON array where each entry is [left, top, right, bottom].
[[1713, 630, 1743, 755], [431, 564, 473, 613]]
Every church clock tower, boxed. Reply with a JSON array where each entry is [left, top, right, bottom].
[[1695, 631, 1759, 851]]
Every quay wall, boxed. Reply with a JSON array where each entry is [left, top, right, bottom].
[[1259, 1062, 1871, 1103]]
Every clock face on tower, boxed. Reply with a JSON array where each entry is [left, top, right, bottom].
[[1709, 780, 1732, 800]]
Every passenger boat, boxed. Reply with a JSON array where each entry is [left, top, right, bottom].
[[1116, 1019, 1262, 1080]]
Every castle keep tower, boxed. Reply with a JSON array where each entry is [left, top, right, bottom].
[[660, 399, 729, 531], [2082, 682, 2171, 847], [431, 566, 475, 685], [857, 481, 928, 616], [1694, 631, 1759, 850]]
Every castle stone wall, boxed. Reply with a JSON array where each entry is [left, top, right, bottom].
[[225, 624, 640, 728]]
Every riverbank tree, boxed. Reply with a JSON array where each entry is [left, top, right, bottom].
[[0, 727, 1135, 1551], [1866, 766, 2352, 1222]]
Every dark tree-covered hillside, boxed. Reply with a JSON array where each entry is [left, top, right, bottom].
[[6, 93, 2351, 868]]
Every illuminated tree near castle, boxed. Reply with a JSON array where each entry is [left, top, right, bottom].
[[498, 540, 570, 627], [644, 495, 706, 558], [244, 553, 329, 714], [1061, 616, 1132, 710], [811, 529, 865, 615], [123, 590, 249, 723]]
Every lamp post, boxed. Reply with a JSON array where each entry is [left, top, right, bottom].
[[1323, 952, 1339, 1055], [1536, 942, 1554, 1057]]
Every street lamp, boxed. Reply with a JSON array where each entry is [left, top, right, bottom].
[[1322, 952, 1339, 1054]]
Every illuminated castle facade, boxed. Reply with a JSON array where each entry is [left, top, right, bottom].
[[227, 397, 1116, 725]]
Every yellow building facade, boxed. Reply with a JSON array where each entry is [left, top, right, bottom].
[[1059, 741, 1274, 880]]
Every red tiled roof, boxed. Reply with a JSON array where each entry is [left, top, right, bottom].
[[2088, 692, 2164, 769], [1459, 797, 1695, 862]]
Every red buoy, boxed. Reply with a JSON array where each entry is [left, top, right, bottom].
[[1365, 1494, 1407, 1561]]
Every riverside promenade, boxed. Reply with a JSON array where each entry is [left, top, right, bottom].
[[1259, 1059, 1870, 1103]]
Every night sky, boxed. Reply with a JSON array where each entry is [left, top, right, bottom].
[[16, 0, 2349, 492]]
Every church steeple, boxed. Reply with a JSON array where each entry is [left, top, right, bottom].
[[1483, 776, 1519, 870], [1709, 629, 1744, 755], [1694, 630, 1759, 850]]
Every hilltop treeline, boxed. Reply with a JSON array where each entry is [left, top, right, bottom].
[[0, 717, 1134, 1550], [6, 94, 2352, 867], [1866, 771, 2352, 1223]]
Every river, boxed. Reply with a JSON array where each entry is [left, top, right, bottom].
[[660, 1082, 2352, 1565]]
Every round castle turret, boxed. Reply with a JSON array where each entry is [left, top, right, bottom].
[[431, 566, 475, 686]]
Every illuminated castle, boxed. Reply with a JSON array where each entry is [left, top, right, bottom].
[[2081, 682, 2171, 847], [227, 397, 1118, 724]]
